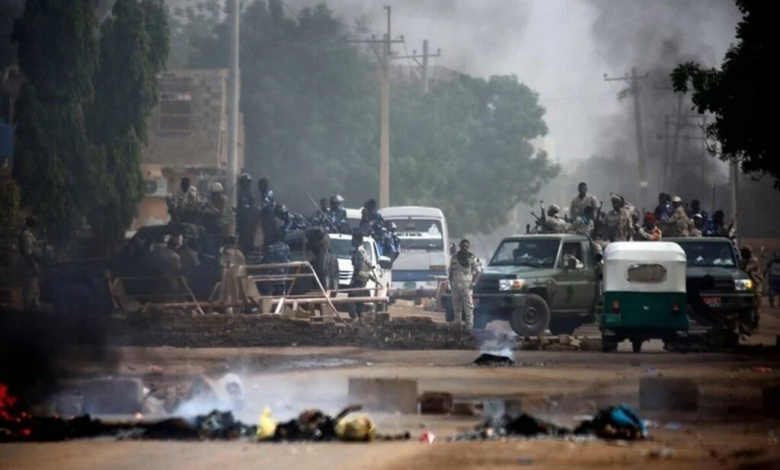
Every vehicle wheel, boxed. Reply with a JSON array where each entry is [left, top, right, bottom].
[[53, 282, 99, 315], [509, 294, 551, 337], [601, 336, 618, 353], [548, 318, 579, 335], [631, 339, 643, 353]]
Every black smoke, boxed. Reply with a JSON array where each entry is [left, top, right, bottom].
[[0, 307, 119, 407], [585, 0, 740, 210]]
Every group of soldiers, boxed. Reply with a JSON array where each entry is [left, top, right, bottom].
[[536, 181, 765, 319], [166, 174, 401, 300]]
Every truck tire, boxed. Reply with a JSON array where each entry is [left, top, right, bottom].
[[509, 294, 550, 337], [53, 282, 100, 315]]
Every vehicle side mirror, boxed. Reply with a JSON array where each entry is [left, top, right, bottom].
[[565, 258, 577, 270], [378, 256, 392, 270]]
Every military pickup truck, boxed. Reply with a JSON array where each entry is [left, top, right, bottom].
[[666, 237, 758, 335], [441, 234, 600, 336]]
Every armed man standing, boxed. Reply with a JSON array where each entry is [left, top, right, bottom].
[[348, 231, 372, 321], [448, 239, 482, 329], [19, 215, 41, 311], [569, 182, 599, 221]]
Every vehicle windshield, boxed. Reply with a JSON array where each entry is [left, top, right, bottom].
[[330, 239, 372, 259], [676, 241, 737, 267], [490, 239, 560, 268], [388, 218, 444, 253]]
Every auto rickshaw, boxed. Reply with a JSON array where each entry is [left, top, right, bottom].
[[600, 242, 690, 353]]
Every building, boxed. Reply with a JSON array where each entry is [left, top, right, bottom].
[[135, 69, 245, 230]]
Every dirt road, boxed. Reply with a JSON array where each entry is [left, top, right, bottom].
[[3, 310, 780, 470]]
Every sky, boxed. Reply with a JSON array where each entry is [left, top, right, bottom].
[[285, 0, 740, 165]]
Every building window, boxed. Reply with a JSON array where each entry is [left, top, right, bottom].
[[159, 93, 192, 134]]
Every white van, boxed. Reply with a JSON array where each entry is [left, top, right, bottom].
[[329, 234, 392, 297], [380, 206, 449, 300]]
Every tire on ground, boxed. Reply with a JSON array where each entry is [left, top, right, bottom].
[[639, 377, 699, 411], [509, 294, 550, 337]]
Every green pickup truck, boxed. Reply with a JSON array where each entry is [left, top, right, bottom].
[[441, 234, 599, 336]]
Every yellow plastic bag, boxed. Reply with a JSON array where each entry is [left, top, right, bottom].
[[335, 415, 376, 442], [257, 407, 278, 439]]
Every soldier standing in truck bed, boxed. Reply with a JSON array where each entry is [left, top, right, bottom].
[[569, 182, 599, 220], [604, 194, 632, 242]]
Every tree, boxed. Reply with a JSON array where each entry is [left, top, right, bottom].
[[181, 0, 556, 235], [11, 0, 101, 244], [167, 0, 223, 68], [671, 0, 780, 188], [88, 0, 169, 249]]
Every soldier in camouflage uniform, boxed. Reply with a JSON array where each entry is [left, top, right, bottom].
[[542, 204, 569, 233], [19, 216, 41, 311], [689, 214, 704, 237], [448, 239, 482, 329], [740, 246, 764, 330], [604, 194, 632, 242], [167, 177, 204, 225], [569, 182, 599, 221], [570, 205, 595, 236], [658, 196, 691, 237], [202, 182, 235, 248]]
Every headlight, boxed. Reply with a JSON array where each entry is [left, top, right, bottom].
[[499, 279, 525, 291], [735, 279, 753, 291]]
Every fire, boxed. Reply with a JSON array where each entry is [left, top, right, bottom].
[[0, 383, 20, 421]]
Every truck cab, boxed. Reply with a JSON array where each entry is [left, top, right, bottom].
[[441, 234, 599, 336]]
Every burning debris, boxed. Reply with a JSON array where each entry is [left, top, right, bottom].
[[448, 405, 647, 442], [473, 353, 514, 367]]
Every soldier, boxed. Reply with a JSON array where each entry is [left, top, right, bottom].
[[236, 174, 256, 255], [328, 195, 350, 234], [309, 198, 330, 226], [604, 194, 632, 242], [764, 249, 780, 308], [634, 213, 662, 241], [569, 182, 599, 221], [218, 235, 246, 269], [740, 246, 764, 330], [687, 198, 709, 221], [658, 196, 691, 237], [257, 177, 275, 213], [689, 214, 704, 237], [384, 221, 401, 264], [654, 193, 673, 221], [542, 204, 568, 233], [708, 210, 736, 239], [19, 215, 41, 311], [449, 239, 481, 329], [261, 227, 291, 296], [173, 177, 204, 224], [202, 182, 235, 246], [348, 231, 372, 320], [360, 199, 385, 239], [570, 205, 595, 236]]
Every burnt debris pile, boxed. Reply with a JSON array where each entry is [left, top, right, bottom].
[[449, 405, 647, 441], [472, 353, 514, 367]]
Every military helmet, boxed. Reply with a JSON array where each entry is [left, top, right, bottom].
[[239, 173, 252, 183], [386, 221, 397, 230], [671, 195, 682, 203], [548, 204, 560, 214], [330, 195, 344, 205], [209, 182, 224, 193]]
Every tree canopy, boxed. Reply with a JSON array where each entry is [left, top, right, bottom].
[[11, 0, 168, 248], [671, 0, 780, 188], [178, 0, 557, 236]]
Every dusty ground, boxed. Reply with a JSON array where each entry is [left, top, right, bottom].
[[3, 306, 780, 470]]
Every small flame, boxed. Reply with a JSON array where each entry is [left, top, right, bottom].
[[0, 383, 20, 421]]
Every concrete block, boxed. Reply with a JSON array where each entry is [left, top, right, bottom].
[[639, 377, 699, 411], [348, 378, 418, 414], [763, 385, 780, 415], [419, 392, 453, 415], [80, 378, 144, 415]]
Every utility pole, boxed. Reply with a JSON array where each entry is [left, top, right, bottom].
[[226, 0, 240, 206], [396, 40, 442, 93], [605, 68, 649, 204], [348, 6, 404, 208]]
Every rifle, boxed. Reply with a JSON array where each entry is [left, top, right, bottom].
[[306, 193, 340, 233]]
